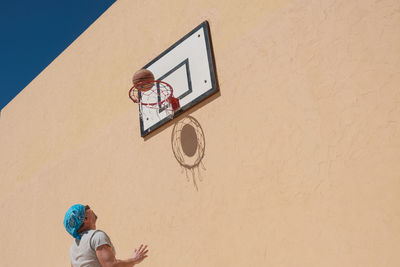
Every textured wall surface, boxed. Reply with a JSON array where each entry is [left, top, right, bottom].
[[1, 0, 399, 266]]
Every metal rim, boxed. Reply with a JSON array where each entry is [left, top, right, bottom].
[[129, 80, 174, 106]]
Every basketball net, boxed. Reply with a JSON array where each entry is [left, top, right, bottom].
[[129, 80, 180, 120]]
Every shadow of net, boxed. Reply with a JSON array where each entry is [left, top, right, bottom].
[[171, 116, 206, 190]]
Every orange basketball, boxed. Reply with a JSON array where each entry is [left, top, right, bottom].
[[132, 69, 155, 92]]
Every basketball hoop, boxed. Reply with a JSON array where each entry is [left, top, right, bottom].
[[129, 80, 180, 119]]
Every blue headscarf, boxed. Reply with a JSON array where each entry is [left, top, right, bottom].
[[63, 204, 85, 239]]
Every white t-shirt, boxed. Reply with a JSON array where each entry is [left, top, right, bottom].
[[70, 230, 115, 267]]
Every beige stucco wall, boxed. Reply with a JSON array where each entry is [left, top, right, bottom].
[[1, 0, 400, 266]]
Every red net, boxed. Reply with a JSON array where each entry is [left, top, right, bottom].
[[129, 80, 180, 119]]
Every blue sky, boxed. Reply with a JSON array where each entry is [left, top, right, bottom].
[[0, 0, 116, 112]]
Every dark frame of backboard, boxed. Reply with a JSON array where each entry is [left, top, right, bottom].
[[139, 20, 217, 137]]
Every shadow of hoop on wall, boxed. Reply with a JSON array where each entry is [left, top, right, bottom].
[[171, 116, 206, 190]]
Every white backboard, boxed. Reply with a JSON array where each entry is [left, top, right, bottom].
[[138, 21, 217, 137]]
